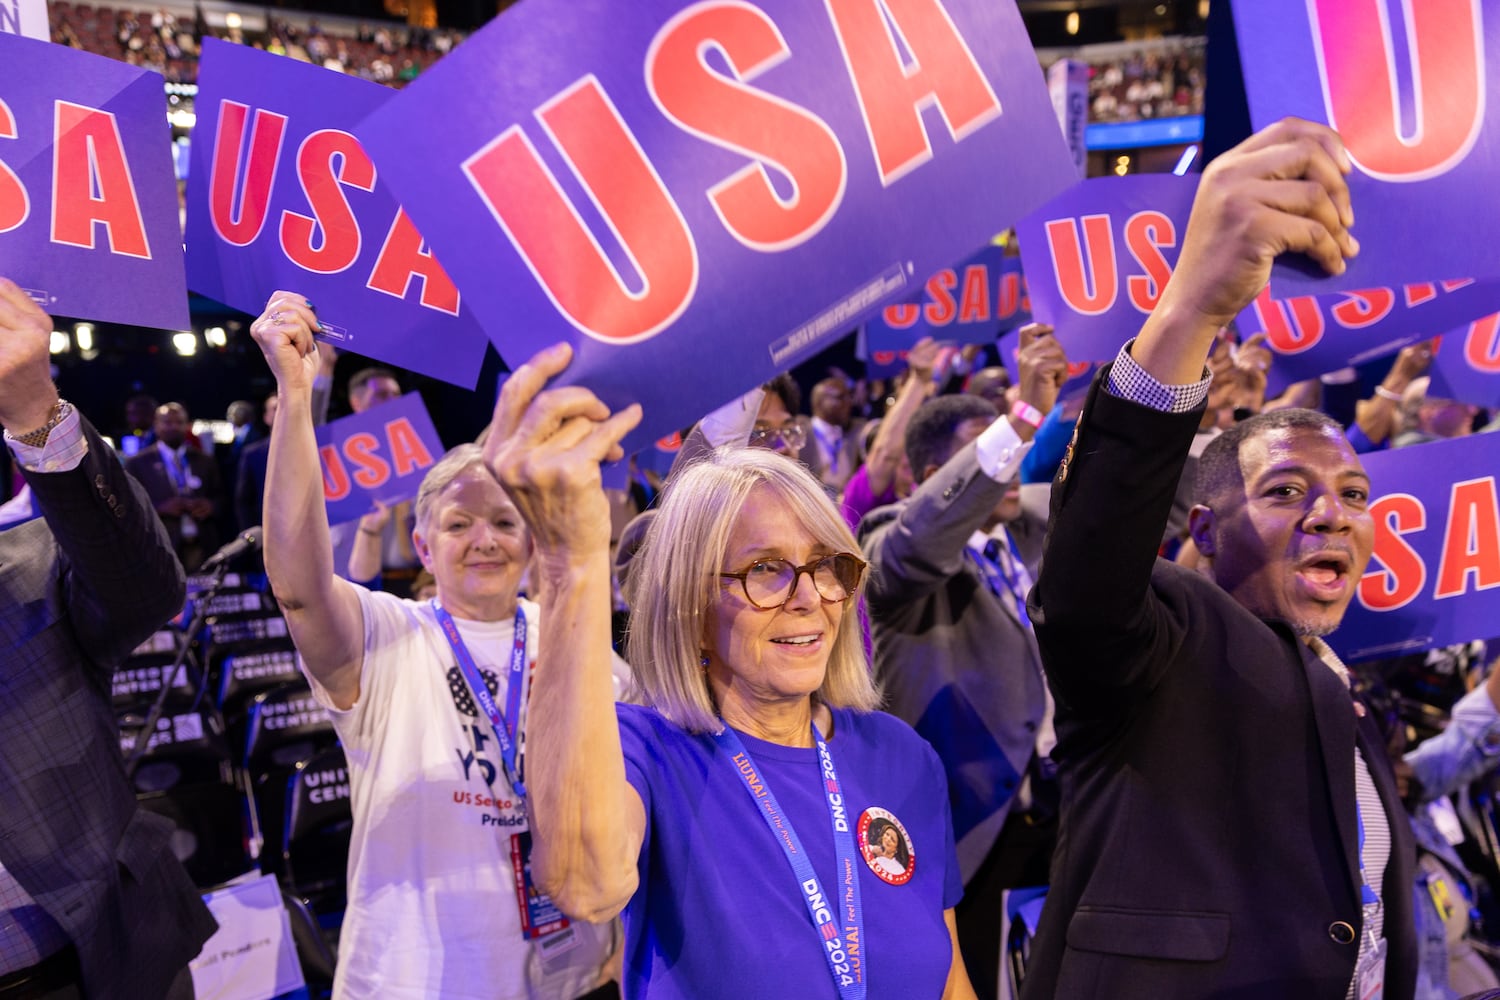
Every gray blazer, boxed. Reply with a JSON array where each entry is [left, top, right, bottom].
[[860, 439, 1049, 881], [0, 416, 217, 998]]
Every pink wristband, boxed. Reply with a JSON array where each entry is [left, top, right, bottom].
[[1009, 399, 1044, 430]]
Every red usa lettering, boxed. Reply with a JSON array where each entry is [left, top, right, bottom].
[[1251, 280, 1480, 354], [1433, 313, 1500, 375], [882, 263, 1026, 329], [1309, 0, 1483, 182], [319, 416, 437, 502], [1358, 479, 1500, 611], [207, 101, 460, 315], [462, 0, 1002, 346], [0, 97, 152, 257], [1042, 209, 1177, 317]]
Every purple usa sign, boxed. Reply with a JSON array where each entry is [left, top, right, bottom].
[[0, 33, 188, 329], [357, 0, 1074, 455], [1233, 0, 1500, 295], [1335, 430, 1500, 662], [1239, 278, 1500, 395], [864, 245, 1030, 357], [315, 392, 443, 526], [1015, 173, 1198, 367], [184, 39, 490, 388]]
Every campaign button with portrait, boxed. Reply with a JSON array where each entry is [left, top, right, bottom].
[[858, 807, 915, 886]]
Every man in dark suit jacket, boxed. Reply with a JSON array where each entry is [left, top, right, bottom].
[[125, 403, 224, 572], [1023, 121, 1415, 999], [860, 326, 1068, 1000], [0, 277, 217, 998], [798, 377, 865, 493]]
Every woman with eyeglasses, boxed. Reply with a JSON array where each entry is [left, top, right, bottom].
[[490, 345, 976, 1000]]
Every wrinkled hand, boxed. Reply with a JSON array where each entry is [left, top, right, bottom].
[[1015, 323, 1070, 416], [1164, 118, 1357, 331], [249, 290, 323, 393], [484, 344, 641, 566], [0, 278, 60, 433]]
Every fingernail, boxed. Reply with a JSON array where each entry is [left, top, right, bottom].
[[304, 300, 315, 311], [1338, 146, 1352, 172], [315, 322, 325, 333], [1348, 235, 1360, 256]]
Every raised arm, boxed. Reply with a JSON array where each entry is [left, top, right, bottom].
[[250, 291, 366, 709], [346, 500, 392, 586], [863, 325, 1065, 603], [1352, 341, 1430, 450], [1129, 119, 1357, 383], [486, 344, 645, 923], [863, 338, 937, 496], [0, 278, 185, 669], [1031, 119, 1358, 705]]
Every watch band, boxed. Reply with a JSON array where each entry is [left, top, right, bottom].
[[8, 399, 71, 449]]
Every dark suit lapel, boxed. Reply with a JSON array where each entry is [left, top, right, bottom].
[[1299, 640, 1362, 901]]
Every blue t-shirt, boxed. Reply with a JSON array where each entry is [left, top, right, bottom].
[[617, 703, 964, 999]]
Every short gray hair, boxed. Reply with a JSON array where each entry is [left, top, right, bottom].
[[414, 443, 492, 533], [626, 446, 880, 734]]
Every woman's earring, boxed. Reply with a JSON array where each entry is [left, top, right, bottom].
[[699, 654, 710, 673]]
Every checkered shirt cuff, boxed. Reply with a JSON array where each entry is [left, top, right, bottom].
[[7, 405, 87, 473], [1106, 340, 1212, 414]]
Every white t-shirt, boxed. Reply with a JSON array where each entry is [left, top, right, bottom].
[[302, 588, 615, 999]]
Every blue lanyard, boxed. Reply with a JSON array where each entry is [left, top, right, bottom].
[[1356, 805, 1379, 906], [714, 720, 866, 1000], [432, 600, 529, 800]]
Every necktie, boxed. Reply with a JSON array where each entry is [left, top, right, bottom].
[[977, 536, 1031, 628]]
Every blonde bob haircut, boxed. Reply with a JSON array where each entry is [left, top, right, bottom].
[[627, 446, 880, 734]]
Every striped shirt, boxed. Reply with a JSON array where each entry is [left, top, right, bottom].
[[1309, 638, 1390, 1000]]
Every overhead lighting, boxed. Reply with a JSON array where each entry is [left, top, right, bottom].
[[1114, 154, 1131, 177], [168, 109, 197, 128], [204, 326, 228, 348], [172, 332, 198, 356], [1065, 10, 1079, 34], [1199, 0, 1210, 17], [73, 323, 94, 351], [1172, 145, 1200, 175], [225, 11, 241, 27], [1154, 3, 1167, 14], [49, 331, 71, 354]]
